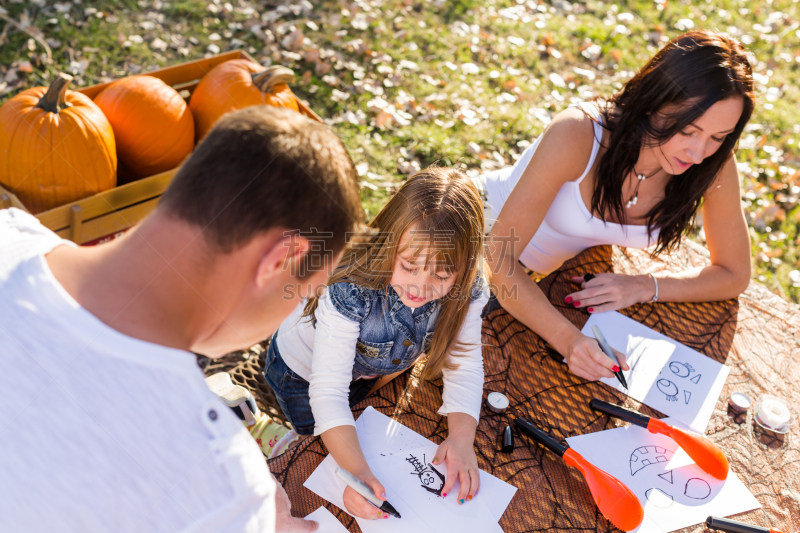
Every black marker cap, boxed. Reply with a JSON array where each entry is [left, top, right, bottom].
[[501, 425, 514, 453], [380, 501, 401, 519]]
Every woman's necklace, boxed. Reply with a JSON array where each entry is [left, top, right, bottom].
[[626, 167, 662, 209]]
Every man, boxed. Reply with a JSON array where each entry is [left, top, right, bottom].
[[0, 106, 363, 532]]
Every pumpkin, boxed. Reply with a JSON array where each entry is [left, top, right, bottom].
[[94, 75, 194, 178], [189, 60, 299, 141], [0, 73, 116, 214]]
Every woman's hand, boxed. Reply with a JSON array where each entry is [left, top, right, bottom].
[[433, 424, 480, 505], [563, 330, 629, 382], [565, 273, 656, 314], [342, 473, 389, 520]]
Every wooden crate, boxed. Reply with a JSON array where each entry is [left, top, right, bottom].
[[0, 50, 321, 245]]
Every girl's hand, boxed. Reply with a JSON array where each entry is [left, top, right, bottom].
[[342, 474, 389, 520], [566, 273, 656, 314], [433, 434, 480, 505], [564, 330, 629, 382]]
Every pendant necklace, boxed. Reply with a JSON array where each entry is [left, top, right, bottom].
[[626, 167, 662, 209]]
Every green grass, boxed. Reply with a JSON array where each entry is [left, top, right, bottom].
[[2, 0, 800, 301]]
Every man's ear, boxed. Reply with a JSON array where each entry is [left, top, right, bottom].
[[255, 232, 310, 288]]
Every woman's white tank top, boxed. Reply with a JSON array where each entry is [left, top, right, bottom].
[[484, 103, 658, 274]]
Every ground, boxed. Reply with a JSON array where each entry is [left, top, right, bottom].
[[2, 0, 800, 302]]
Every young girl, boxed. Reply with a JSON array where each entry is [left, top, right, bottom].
[[264, 167, 489, 519]]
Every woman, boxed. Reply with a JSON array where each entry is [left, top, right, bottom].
[[480, 30, 755, 382]]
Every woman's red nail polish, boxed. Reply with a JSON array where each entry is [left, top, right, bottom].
[[565, 296, 573, 303], [612, 365, 621, 372], [573, 301, 580, 307], [588, 307, 594, 312]]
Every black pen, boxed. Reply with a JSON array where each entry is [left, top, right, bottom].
[[591, 325, 628, 389]]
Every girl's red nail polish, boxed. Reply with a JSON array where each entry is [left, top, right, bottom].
[[573, 301, 580, 307], [442, 492, 447, 498], [588, 307, 594, 312], [565, 296, 573, 303], [612, 365, 621, 372]]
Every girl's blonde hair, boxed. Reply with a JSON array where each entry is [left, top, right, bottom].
[[303, 166, 489, 378]]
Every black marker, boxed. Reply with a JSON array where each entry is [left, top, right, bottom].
[[705, 515, 782, 533], [335, 467, 401, 519], [591, 325, 628, 389]]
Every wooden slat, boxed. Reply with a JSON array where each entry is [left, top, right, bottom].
[[69, 205, 83, 242], [296, 98, 323, 123], [36, 169, 176, 232], [0, 184, 29, 212], [77, 50, 245, 98], [53, 198, 160, 244]]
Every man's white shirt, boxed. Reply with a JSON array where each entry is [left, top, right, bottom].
[[0, 208, 276, 533]]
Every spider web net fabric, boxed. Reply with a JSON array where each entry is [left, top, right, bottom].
[[205, 241, 800, 533]]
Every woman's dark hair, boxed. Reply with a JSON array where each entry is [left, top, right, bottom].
[[592, 30, 755, 254]]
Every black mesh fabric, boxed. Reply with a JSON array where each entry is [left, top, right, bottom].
[[206, 242, 800, 532]]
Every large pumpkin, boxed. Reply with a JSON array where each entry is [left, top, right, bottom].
[[189, 61, 299, 141], [0, 73, 116, 214], [94, 75, 194, 178]]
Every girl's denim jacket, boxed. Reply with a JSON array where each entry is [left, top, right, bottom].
[[329, 276, 487, 379]]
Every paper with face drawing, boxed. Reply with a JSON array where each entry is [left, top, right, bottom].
[[582, 312, 730, 432], [305, 507, 350, 533], [353, 406, 517, 521], [566, 419, 760, 533], [304, 446, 503, 533]]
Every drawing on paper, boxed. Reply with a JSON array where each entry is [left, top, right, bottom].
[[684, 478, 711, 500], [658, 470, 674, 484], [690, 374, 702, 385], [406, 453, 446, 496], [630, 446, 674, 476], [657, 379, 679, 402], [669, 361, 694, 378], [684, 390, 692, 404], [645, 487, 674, 508]]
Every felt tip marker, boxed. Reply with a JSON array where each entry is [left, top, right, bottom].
[[706, 515, 784, 533], [591, 325, 628, 389], [335, 467, 401, 519]]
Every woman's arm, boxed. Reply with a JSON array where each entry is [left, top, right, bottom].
[[486, 108, 626, 382], [569, 154, 751, 310]]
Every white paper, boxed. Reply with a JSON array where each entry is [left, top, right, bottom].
[[583, 312, 730, 432], [566, 419, 760, 533], [354, 406, 517, 521], [303, 407, 516, 530], [304, 451, 503, 533], [305, 507, 350, 533]]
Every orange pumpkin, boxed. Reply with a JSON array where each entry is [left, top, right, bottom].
[[189, 60, 299, 141], [0, 73, 116, 214], [94, 75, 194, 178]]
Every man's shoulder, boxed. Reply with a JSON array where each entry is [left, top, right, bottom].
[[0, 208, 67, 274]]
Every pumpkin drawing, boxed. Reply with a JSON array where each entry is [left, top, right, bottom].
[[94, 75, 194, 179], [189, 60, 298, 141], [0, 73, 117, 214]]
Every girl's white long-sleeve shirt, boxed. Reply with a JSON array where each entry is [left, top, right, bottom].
[[276, 287, 489, 436]]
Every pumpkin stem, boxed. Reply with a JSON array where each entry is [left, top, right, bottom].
[[35, 73, 74, 113], [252, 66, 295, 94]]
